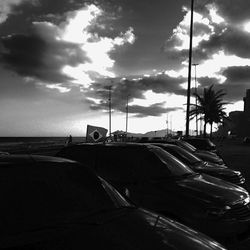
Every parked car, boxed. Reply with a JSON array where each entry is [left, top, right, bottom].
[[56, 143, 250, 243], [171, 139, 226, 166], [183, 137, 218, 154], [0, 154, 227, 250], [243, 137, 250, 144], [152, 143, 245, 187]]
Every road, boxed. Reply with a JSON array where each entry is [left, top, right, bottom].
[[215, 139, 250, 249]]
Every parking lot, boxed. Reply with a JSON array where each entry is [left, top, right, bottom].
[[216, 139, 250, 190], [4, 138, 250, 249], [214, 139, 250, 249]]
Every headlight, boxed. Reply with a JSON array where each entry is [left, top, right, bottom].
[[207, 205, 231, 217], [244, 196, 250, 205]]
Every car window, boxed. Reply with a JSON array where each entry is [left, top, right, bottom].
[[57, 145, 97, 167], [187, 139, 206, 149], [95, 146, 137, 182], [185, 139, 216, 150], [150, 147, 194, 176], [176, 140, 197, 152], [162, 146, 202, 165], [139, 148, 172, 179]]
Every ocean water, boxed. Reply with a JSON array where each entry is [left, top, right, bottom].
[[0, 137, 85, 154]]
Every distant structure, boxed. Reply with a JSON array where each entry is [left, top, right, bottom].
[[217, 89, 250, 138], [244, 89, 250, 116]]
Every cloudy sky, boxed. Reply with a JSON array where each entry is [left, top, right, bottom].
[[0, 0, 249, 136]]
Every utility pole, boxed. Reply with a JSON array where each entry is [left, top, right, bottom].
[[166, 113, 169, 137], [170, 114, 172, 136], [192, 63, 199, 136], [125, 95, 129, 137], [185, 0, 194, 137], [108, 85, 112, 138]]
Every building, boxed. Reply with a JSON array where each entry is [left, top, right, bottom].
[[244, 89, 250, 118], [217, 89, 250, 138]]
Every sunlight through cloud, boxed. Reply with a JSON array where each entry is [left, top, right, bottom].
[[244, 21, 250, 33], [208, 4, 225, 24], [45, 84, 71, 93], [35, 4, 136, 90]]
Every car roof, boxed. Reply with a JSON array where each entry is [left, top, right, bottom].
[[184, 138, 210, 142], [63, 142, 158, 149], [0, 154, 78, 167], [152, 143, 177, 148]]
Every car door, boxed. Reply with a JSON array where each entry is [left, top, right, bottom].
[[94, 146, 138, 195], [129, 147, 180, 214]]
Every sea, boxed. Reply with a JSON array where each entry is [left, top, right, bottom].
[[0, 137, 85, 154]]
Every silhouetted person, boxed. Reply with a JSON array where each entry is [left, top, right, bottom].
[[65, 135, 72, 146]]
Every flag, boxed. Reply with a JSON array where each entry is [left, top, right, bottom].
[[86, 125, 108, 142]]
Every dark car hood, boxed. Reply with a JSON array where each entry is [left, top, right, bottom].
[[196, 150, 218, 157], [175, 174, 248, 206], [96, 208, 226, 250], [132, 209, 226, 250], [195, 151, 224, 164], [193, 163, 239, 177], [0, 208, 226, 250]]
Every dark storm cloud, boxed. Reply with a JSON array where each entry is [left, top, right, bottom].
[[188, 0, 250, 25], [192, 66, 250, 103], [220, 66, 250, 101], [85, 73, 187, 116], [89, 74, 187, 102], [162, 46, 210, 71], [129, 103, 176, 118], [164, 0, 250, 64], [213, 0, 250, 24], [0, 29, 87, 84], [163, 21, 212, 67], [197, 76, 220, 88], [87, 96, 183, 117], [162, 0, 250, 109], [197, 27, 250, 59], [223, 66, 250, 82]]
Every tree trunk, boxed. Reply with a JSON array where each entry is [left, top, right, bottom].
[[203, 122, 207, 138], [210, 122, 213, 139]]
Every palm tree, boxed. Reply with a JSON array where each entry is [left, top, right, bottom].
[[190, 85, 229, 138]]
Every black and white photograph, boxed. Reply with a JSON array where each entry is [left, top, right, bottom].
[[0, 0, 250, 249]]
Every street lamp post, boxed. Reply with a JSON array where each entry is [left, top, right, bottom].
[[125, 95, 129, 137], [108, 85, 112, 138], [192, 63, 199, 136], [185, 0, 195, 137]]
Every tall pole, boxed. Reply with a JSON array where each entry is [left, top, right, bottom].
[[125, 95, 129, 136], [108, 85, 112, 138], [166, 113, 169, 137], [170, 114, 172, 136], [193, 63, 199, 136], [185, 0, 194, 137]]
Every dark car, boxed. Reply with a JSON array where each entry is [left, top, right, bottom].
[[56, 143, 250, 243], [243, 137, 250, 144], [183, 138, 218, 153], [152, 143, 245, 187], [172, 139, 226, 166], [0, 154, 227, 250]]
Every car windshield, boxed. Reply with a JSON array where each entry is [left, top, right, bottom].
[[163, 146, 203, 165], [206, 139, 216, 148], [186, 139, 216, 149], [150, 147, 194, 177], [176, 140, 197, 152], [99, 177, 131, 208]]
